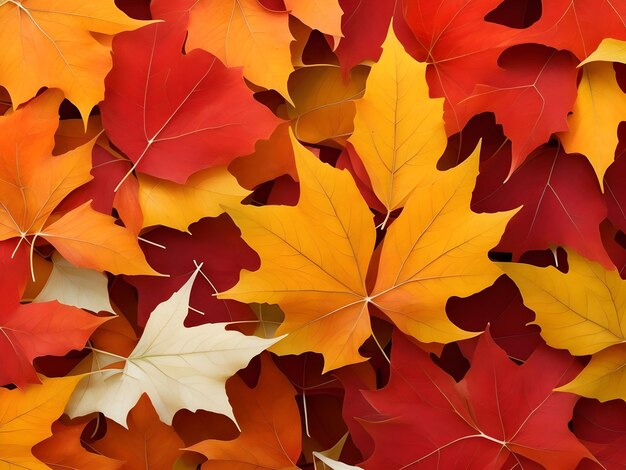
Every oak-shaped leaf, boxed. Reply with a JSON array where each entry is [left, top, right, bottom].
[[0, 0, 148, 121], [501, 250, 626, 402], [353, 329, 590, 468], [66, 268, 281, 426], [189, 354, 301, 469], [102, 11, 280, 183], [0, 90, 157, 276]]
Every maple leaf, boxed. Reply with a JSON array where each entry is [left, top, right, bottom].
[[33, 421, 124, 470], [102, 13, 281, 185], [222, 133, 517, 371], [0, 275, 106, 387], [462, 45, 579, 174], [90, 395, 187, 469], [0, 90, 157, 277], [500, 250, 626, 402], [66, 267, 281, 426], [189, 354, 301, 469], [0, 375, 83, 469], [353, 329, 590, 468], [399, 0, 525, 132], [446, 275, 544, 361], [558, 40, 626, 187], [0, 0, 148, 122], [370, 145, 518, 345], [348, 25, 447, 223], [128, 215, 259, 327], [185, 0, 294, 100], [573, 399, 626, 469], [473, 144, 611, 268]]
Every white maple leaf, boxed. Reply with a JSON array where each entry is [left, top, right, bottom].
[[66, 267, 281, 427]]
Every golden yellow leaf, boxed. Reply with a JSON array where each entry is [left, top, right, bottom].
[[222, 134, 516, 371], [500, 251, 626, 355], [187, 0, 293, 100], [580, 38, 626, 65], [348, 26, 447, 220], [556, 343, 626, 402], [501, 251, 626, 402], [558, 61, 626, 187], [0, 0, 148, 122], [222, 132, 375, 371], [0, 375, 82, 470], [284, 0, 343, 37], [371, 145, 518, 343], [138, 167, 250, 232], [287, 65, 368, 147]]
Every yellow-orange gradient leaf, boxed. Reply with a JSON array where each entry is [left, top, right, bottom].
[[0, 0, 149, 122]]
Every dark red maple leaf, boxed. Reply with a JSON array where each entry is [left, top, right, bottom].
[[127, 215, 258, 327], [101, 9, 280, 184], [447, 275, 543, 361], [334, 0, 394, 74], [473, 143, 611, 268], [573, 399, 626, 469], [352, 329, 591, 469]]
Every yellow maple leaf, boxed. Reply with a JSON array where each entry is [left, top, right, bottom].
[[0, 375, 82, 469], [187, 0, 294, 101], [558, 60, 626, 188], [501, 251, 626, 402], [0, 0, 148, 123], [221, 133, 517, 371], [349, 26, 447, 224], [371, 148, 517, 344]]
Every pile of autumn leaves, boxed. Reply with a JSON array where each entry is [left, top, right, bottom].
[[4, 0, 626, 468]]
